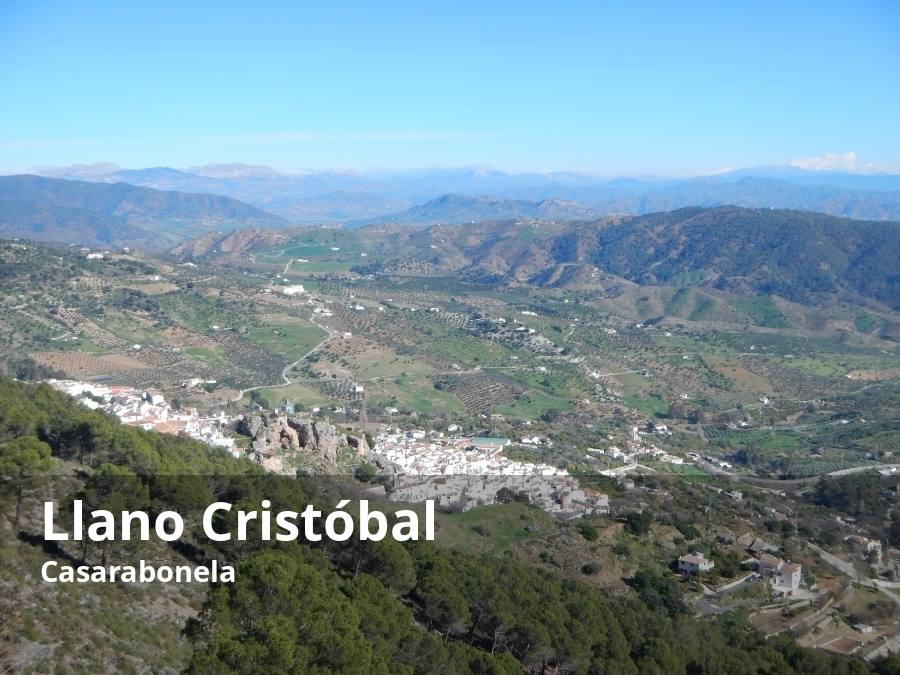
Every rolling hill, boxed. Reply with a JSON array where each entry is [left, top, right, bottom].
[[169, 226, 298, 258]]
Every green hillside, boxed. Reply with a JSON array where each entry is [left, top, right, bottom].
[[0, 376, 876, 673]]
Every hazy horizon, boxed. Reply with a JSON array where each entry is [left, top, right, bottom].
[[6, 153, 900, 181]]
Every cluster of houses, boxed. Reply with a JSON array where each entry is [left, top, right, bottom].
[[589, 438, 686, 474], [373, 430, 566, 477], [46, 379, 238, 455], [260, 283, 335, 317], [677, 532, 803, 598], [369, 429, 608, 516]]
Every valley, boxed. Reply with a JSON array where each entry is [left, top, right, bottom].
[[2, 205, 897, 481], [2, 203, 900, 672]]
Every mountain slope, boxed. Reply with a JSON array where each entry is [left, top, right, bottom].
[[584, 207, 900, 307], [350, 193, 602, 227], [169, 227, 296, 258], [0, 376, 874, 674], [0, 200, 160, 249], [365, 206, 900, 309], [0, 175, 287, 248]]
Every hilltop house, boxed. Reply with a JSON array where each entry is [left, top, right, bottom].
[[757, 553, 802, 597], [678, 552, 715, 575], [736, 532, 778, 556], [844, 535, 883, 563]]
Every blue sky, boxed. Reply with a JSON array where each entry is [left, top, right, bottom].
[[1, 0, 898, 175]]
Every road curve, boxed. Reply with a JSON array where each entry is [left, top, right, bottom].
[[230, 318, 335, 403]]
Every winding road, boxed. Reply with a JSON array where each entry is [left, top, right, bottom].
[[230, 317, 335, 402]]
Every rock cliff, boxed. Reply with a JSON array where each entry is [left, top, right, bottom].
[[238, 413, 367, 466]]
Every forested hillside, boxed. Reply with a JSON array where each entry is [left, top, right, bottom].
[[584, 207, 900, 308], [0, 376, 883, 673]]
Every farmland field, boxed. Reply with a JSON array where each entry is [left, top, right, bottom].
[[245, 322, 327, 361]]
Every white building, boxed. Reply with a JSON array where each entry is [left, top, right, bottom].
[[46, 379, 238, 457], [281, 284, 306, 296], [594, 493, 610, 515], [678, 552, 715, 575], [758, 553, 801, 596]]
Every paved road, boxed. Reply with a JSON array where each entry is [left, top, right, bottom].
[[806, 542, 871, 586], [695, 459, 900, 490], [805, 542, 900, 612]]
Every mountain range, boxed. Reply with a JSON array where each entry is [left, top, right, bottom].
[[168, 205, 900, 311], [28, 162, 900, 225], [0, 174, 286, 249]]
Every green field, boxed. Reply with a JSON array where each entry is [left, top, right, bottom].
[[281, 243, 331, 257], [623, 393, 669, 417], [245, 323, 327, 361], [350, 352, 435, 379], [252, 383, 331, 410], [495, 392, 574, 418], [420, 333, 512, 368], [369, 373, 466, 415], [156, 292, 244, 331], [287, 260, 356, 275]]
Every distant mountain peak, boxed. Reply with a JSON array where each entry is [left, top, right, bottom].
[[36, 162, 122, 178], [186, 163, 283, 178]]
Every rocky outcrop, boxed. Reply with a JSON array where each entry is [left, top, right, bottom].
[[346, 433, 370, 457], [238, 413, 367, 465], [243, 414, 265, 439]]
